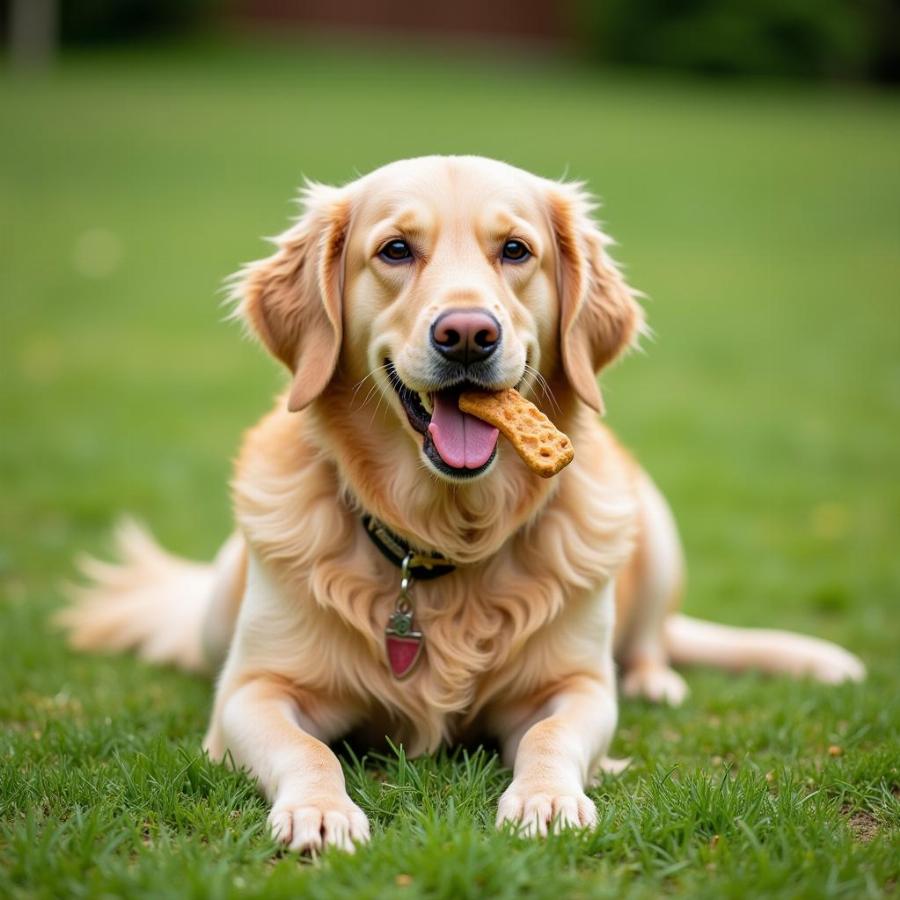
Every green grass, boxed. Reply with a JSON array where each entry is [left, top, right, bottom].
[[1, 37, 899, 898]]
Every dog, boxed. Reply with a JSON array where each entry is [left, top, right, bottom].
[[59, 155, 865, 853]]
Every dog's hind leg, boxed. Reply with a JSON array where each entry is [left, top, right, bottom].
[[663, 615, 865, 683], [199, 532, 247, 671], [616, 474, 689, 706], [618, 478, 865, 690]]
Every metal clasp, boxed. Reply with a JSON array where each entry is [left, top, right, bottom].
[[397, 552, 414, 614]]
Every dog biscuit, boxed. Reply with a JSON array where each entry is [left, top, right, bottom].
[[459, 388, 574, 477]]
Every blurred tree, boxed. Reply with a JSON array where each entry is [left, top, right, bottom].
[[8, 0, 57, 70], [57, 0, 214, 44], [869, 0, 899, 82], [577, 0, 896, 82]]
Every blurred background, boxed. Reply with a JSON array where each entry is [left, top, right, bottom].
[[5, 0, 900, 81], [1, 4, 899, 894], [1, 1, 898, 649]]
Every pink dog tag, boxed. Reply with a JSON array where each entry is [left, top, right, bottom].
[[385, 609, 423, 678]]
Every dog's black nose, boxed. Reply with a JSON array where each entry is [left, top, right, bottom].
[[430, 309, 501, 366]]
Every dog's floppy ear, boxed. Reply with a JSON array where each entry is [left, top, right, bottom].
[[232, 182, 350, 412], [547, 182, 644, 413]]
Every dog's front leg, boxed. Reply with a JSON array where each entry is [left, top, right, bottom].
[[495, 674, 617, 836], [211, 676, 369, 853]]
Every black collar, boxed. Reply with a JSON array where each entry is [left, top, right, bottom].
[[361, 514, 456, 580]]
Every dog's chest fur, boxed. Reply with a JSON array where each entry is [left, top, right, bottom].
[[232, 405, 637, 753]]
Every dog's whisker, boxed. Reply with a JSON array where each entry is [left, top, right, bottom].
[[362, 381, 384, 410], [368, 383, 392, 427], [354, 368, 393, 417], [524, 364, 560, 414], [351, 363, 391, 409], [350, 369, 378, 399], [533, 372, 558, 414]]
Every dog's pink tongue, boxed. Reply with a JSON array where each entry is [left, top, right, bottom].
[[428, 392, 499, 469]]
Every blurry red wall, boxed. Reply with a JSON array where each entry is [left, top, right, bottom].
[[232, 0, 574, 44]]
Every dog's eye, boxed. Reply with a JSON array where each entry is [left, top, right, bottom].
[[501, 239, 531, 262], [379, 239, 414, 263]]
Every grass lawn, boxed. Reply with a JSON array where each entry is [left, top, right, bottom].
[[1, 36, 898, 898]]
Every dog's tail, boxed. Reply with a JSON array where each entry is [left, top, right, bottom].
[[56, 519, 242, 674], [663, 613, 865, 684]]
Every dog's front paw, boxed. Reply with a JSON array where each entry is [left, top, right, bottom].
[[496, 781, 597, 837], [621, 663, 688, 706], [268, 791, 370, 854]]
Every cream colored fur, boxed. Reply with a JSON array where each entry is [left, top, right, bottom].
[[59, 519, 211, 673], [60, 156, 864, 854]]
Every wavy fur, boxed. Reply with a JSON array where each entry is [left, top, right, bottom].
[[60, 156, 865, 852]]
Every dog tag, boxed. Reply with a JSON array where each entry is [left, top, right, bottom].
[[385, 609, 423, 678]]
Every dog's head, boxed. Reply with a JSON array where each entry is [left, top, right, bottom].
[[234, 156, 642, 483]]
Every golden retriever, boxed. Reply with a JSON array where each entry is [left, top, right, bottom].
[[60, 155, 865, 853]]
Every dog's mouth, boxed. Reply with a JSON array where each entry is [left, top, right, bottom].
[[386, 361, 500, 479]]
